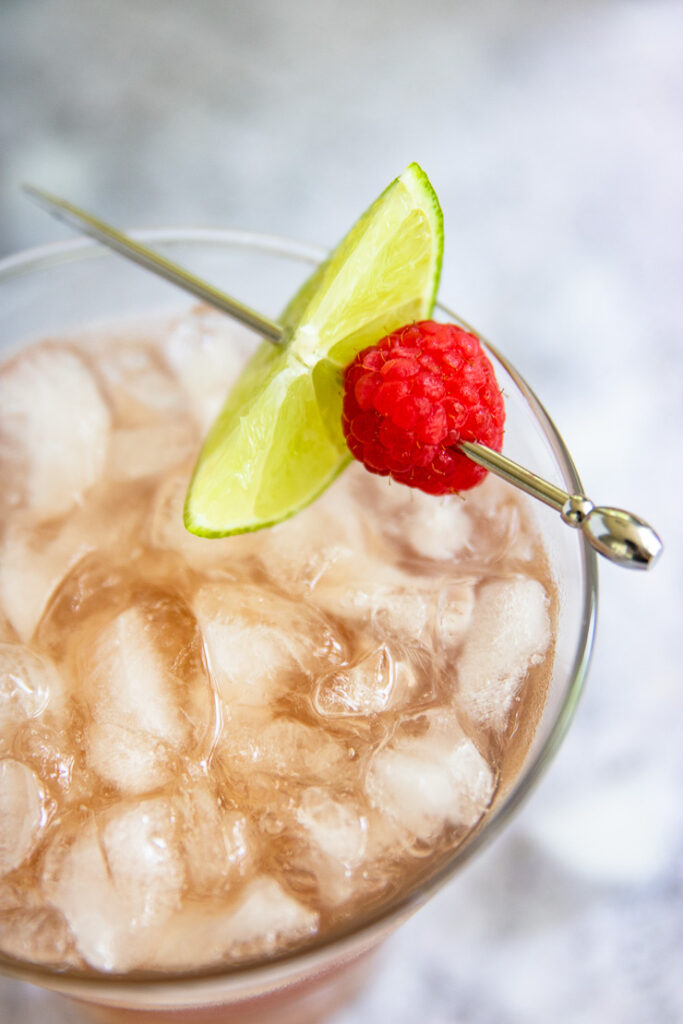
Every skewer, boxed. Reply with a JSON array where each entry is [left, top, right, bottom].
[[22, 185, 663, 570], [22, 186, 282, 343]]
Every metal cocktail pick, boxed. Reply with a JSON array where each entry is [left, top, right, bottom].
[[22, 184, 663, 571]]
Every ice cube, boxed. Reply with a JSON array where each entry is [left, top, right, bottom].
[[313, 645, 421, 718], [461, 477, 538, 565], [150, 877, 319, 969], [88, 608, 190, 737], [164, 309, 256, 431], [402, 492, 472, 561], [456, 576, 551, 733], [108, 421, 196, 481], [0, 346, 111, 522], [1, 480, 155, 646], [148, 473, 259, 572], [81, 607, 197, 793], [365, 711, 495, 841], [255, 473, 368, 591], [0, 643, 64, 746], [0, 759, 44, 874], [195, 584, 342, 708], [293, 787, 368, 902], [296, 788, 368, 867], [101, 799, 185, 918], [220, 712, 348, 789], [94, 340, 185, 424], [356, 474, 472, 561], [44, 798, 185, 971], [204, 876, 318, 958], [178, 785, 252, 895], [315, 559, 433, 643], [85, 723, 177, 796], [0, 521, 93, 643]]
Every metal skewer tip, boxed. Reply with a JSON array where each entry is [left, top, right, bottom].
[[22, 185, 663, 571]]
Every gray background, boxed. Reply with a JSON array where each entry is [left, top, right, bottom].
[[1, 1, 682, 1022]]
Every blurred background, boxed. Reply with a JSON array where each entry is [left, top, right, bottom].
[[0, 1, 681, 1021]]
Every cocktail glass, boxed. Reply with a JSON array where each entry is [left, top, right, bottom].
[[0, 230, 597, 1023]]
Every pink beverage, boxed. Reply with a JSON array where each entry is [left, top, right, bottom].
[[0, 234, 595, 1022]]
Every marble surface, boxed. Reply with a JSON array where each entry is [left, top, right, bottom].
[[0, 1, 681, 1022]]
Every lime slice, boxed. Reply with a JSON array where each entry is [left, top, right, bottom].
[[184, 162, 443, 536]]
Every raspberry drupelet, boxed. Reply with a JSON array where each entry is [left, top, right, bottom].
[[342, 321, 505, 495]]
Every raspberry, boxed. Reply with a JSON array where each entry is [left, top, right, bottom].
[[342, 321, 505, 494]]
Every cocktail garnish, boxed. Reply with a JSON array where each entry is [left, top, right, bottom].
[[182, 163, 443, 536], [22, 173, 663, 568], [342, 321, 505, 494]]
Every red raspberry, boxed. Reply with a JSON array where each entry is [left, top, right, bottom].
[[342, 321, 505, 494]]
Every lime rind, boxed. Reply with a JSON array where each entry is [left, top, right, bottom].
[[184, 162, 443, 537], [287, 164, 442, 363]]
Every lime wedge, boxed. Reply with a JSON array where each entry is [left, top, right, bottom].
[[184, 162, 443, 536]]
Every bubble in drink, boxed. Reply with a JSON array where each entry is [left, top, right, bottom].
[[0, 311, 554, 973]]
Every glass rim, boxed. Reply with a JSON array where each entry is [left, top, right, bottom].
[[0, 228, 598, 996]]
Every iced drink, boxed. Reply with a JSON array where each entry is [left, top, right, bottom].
[[0, 302, 556, 982]]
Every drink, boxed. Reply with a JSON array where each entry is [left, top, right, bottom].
[[0, 303, 555, 967], [0, 233, 595, 1021]]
